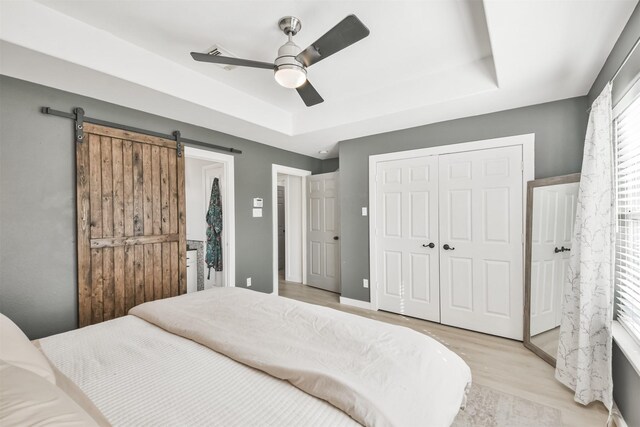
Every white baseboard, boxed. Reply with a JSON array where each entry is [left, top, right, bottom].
[[339, 297, 371, 310], [611, 402, 627, 427]]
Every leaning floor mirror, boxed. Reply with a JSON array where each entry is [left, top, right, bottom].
[[524, 173, 580, 366]]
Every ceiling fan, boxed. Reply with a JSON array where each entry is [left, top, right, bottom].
[[191, 15, 370, 107]]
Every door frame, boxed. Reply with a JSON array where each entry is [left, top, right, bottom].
[[184, 146, 236, 288], [272, 164, 311, 295], [368, 134, 535, 311]]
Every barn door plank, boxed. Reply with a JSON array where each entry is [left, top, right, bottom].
[[171, 242, 179, 297], [124, 245, 135, 312], [160, 148, 171, 299], [88, 134, 103, 324], [162, 243, 171, 298], [112, 138, 125, 318], [160, 148, 170, 234], [76, 133, 91, 328], [133, 142, 144, 236], [142, 144, 152, 236], [177, 154, 187, 295], [134, 245, 145, 305], [90, 249, 103, 324], [100, 136, 115, 321]]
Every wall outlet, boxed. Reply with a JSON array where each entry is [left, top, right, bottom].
[[361, 207, 368, 216], [363, 279, 369, 288], [246, 277, 252, 287]]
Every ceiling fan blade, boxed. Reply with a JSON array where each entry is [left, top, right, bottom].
[[191, 52, 275, 70], [296, 80, 324, 107], [296, 14, 370, 68]]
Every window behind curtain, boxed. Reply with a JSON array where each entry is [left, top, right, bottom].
[[614, 88, 640, 343]]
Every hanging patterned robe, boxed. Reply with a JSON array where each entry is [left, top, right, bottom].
[[206, 177, 223, 279]]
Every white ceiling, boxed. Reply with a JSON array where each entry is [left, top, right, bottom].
[[0, 0, 637, 158]]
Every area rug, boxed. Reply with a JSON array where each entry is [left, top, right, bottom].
[[452, 383, 563, 427]]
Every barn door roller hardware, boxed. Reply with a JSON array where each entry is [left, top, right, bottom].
[[41, 107, 242, 155]]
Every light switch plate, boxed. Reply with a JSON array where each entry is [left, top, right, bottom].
[[253, 198, 263, 208], [252, 208, 262, 217], [363, 279, 369, 288], [361, 207, 368, 216]]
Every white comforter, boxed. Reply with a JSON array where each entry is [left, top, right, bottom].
[[130, 287, 471, 427], [40, 316, 358, 427]]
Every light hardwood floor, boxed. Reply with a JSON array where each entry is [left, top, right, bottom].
[[279, 279, 608, 427]]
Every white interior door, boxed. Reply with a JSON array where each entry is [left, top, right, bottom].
[[307, 172, 340, 292], [530, 182, 578, 335], [375, 156, 440, 322], [439, 145, 523, 339], [277, 186, 285, 271]]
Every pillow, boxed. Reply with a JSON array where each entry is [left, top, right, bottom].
[[0, 313, 56, 384], [0, 361, 101, 426], [48, 358, 112, 426]]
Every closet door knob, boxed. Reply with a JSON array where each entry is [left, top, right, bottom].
[[333, 236, 339, 241], [422, 243, 435, 248], [443, 244, 455, 250]]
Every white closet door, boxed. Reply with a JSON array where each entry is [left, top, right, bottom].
[[375, 156, 440, 322], [307, 172, 340, 292], [438, 146, 523, 339], [530, 182, 578, 335]]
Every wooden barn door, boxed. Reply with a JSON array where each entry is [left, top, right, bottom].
[[77, 123, 186, 327]]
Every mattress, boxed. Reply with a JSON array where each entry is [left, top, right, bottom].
[[38, 316, 359, 427]]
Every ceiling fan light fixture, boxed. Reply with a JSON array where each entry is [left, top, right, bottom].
[[274, 64, 307, 89]]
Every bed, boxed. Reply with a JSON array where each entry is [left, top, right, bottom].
[[2, 287, 471, 426]]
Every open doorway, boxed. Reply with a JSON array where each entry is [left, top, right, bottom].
[[185, 147, 235, 293], [272, 165, 310, 296]]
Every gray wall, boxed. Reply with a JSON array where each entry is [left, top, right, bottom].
[[588, 3, 640, 425], [320, 157, 339, 173], [337, 96, 588, 301], [588, 2, 640, 106], [0, 75, 323, 339]]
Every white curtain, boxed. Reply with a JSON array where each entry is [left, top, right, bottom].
[[555, 83, 614, 410]]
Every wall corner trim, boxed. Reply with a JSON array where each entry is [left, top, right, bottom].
[[339, 297, 372, 310]]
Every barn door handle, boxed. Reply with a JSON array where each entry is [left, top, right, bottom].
[[443, 244, 455, 250], [422, 243, 435, 248]]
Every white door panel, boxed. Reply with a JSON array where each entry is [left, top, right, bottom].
[[307, 172, 340, 292], [530, 182, 578, 335], [439, 146, 523, 339], [376, 156, 440, 322]]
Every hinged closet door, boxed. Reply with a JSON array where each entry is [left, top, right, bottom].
[[375, 156, 440, 322], [438, 145, 523, 339], [77, 123, 186, 327]]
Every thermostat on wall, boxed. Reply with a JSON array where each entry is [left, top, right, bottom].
[[253, 198, 263, 208]]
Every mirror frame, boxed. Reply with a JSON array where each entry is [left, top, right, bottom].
[[523, 173, 581, 367]]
